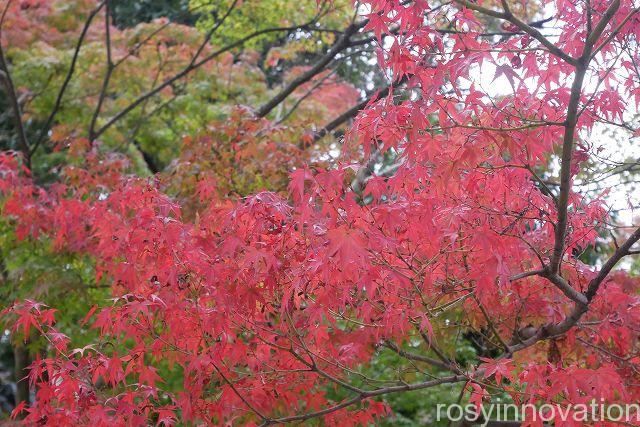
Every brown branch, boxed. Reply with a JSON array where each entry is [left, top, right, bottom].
[[88, 0, 114, 141], [453, 0, 578, 65], [525, 165, 558, 204], [275, 69, 337, 125], [211, 361, 269, 422], [188, 0, 240, 67], [471, 294, 510, 353], [259, 373, 471, 426], [585, 226, 640, 300], [583, 0, 622, 53], [256, 21, 364, 118], [112, 22, 170, 69], [381, 340, 455, 370], [416, 327, 461, 374], [509, 269, 544, 281], [307, 77, 406, 147], [591, 7, 640, 59], [542, 271, 588, 305], [0, 0, 30, 168], [351, 149, 382, 193], [509, 226, 640, 354], [33, 1, 106, 153], [550, 0, 620, 275]]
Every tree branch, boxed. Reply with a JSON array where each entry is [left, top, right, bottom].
[[88, 0, 114, 141], [549, 0, 620, 275], [306, 77, 406, 148], [453, 0, 578, 65], [33, 1, 106, 153], [188, 0, 240, 67], [508, 226, 640, 354], [543, 272, 588, 305], [585, 226, 640, 301], [256, 21, 364, 118], [0, 0, 30, 168], [259, 373, 471, 426], [275, 69, 336, 125], [590, 6, 639, 58], [381, 340, 454, 370], [92, 22, 321, 140]]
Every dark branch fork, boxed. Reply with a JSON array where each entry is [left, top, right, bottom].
[[88, 0, 246, 141]]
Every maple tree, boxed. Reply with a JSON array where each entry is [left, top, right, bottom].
[[2, 0, 640, 425]]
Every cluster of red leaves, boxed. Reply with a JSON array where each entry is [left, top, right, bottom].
[[3, 0, 640, 425]]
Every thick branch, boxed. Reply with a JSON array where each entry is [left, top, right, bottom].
[[543, 272, 588, 305], [585, 226, 640, 300], [88, 0, 114, 141], [256, 21, 364, 118], [583, 0, 622, 54], [591, 7, 640, 59], [0, 1, 30, 168], [308, 78, 405, 147]]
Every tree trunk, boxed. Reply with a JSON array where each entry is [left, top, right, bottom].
[[13, 341, 31, 418]]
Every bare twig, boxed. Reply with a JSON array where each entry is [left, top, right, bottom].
[[381, 340, 454, 370], [307, 77, 407, 147], [275, 69, 337, 125]]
